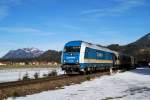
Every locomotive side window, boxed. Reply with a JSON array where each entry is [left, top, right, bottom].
[[96, 51, 104, 59], [97, 52, 103, 58], [84, 47, 97, 59], [84, 47, 88, 58], [64, 46, 80, 52]]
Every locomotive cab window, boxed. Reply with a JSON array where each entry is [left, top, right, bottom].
[[64, 46, 81, 52]]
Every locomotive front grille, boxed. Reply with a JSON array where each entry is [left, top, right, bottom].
[[61, 64, 80, 72]]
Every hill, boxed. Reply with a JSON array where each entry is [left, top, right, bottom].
[[1, 33, 150, 63], [108, 33, 150, 62], [37, 50, 61, 63]]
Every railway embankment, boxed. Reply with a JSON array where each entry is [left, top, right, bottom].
[[0, 71, 112, 100]]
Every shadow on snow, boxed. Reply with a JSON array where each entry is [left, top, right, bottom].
[[130, 66, 150, 75]]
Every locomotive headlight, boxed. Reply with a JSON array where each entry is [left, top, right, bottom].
[[76, 60, 79, 63], [64, 60, 66, 63]]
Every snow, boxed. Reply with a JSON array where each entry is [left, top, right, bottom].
[[22, 48, 44, 56], [8, 67, 150, 100], [0, 68, 64, 83]]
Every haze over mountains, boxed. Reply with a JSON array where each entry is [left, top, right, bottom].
[[1, 33, 150, 63]]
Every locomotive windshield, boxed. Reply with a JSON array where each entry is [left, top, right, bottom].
[[64, 46, 80, 52]]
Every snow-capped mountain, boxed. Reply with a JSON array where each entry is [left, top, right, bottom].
[[3, 48, 44, 59], [22, 48, 44, 56]]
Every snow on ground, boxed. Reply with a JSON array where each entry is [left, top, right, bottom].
[[0, 67, 64, 83], [8, 67, 150, 100]]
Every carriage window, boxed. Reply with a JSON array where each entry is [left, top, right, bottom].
[[64, 46, 80, 52], [97, 52, 103, 58]]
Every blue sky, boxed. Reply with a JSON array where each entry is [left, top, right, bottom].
[[0, 0, 150, 57]]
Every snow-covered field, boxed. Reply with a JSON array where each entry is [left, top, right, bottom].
[[0, 67, 64, 83], [8, 67, 150, 100]]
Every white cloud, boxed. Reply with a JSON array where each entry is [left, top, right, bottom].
[[81, 0, 146, 17], [113, 0, 145, 12], [0, 0, 22, 20], [0, 6, 9, 19], [0, 27, 55, 36], [61, 24, 80, 30]]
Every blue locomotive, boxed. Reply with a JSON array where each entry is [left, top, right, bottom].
[[61, 40, 135, 74]]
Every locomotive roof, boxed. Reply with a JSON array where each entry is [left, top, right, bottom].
[[65, 40, 118, 54], [83, 41, 118, 54], [65, 40, 82, 46]]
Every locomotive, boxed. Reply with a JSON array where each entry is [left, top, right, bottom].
[[61, 40, 136, 74]]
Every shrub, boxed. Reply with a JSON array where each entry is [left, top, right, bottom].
[[48, 70, 57, 76], [22, 73, 30, 80], [34, 72, 39, 79], [86, 75, 91, 81], [43, 73, 48, 77], [12, 91, 20, 98]]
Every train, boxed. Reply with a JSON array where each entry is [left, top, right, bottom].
[[61, 40, 136, 74]]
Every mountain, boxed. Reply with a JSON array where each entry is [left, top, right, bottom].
[[131, 33, 150, 47], [108, 33, 150, 62], [2, 33, 150, 63], [37, 50, 61, 63], [3, 48, 44, 59]]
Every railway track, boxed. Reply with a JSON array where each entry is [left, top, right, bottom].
[[0, 71, 111, 89], [0, 71, 111, 99], [0, 74, 69, 89]]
